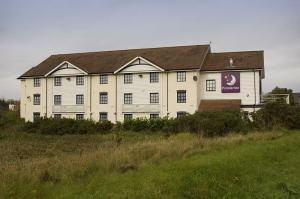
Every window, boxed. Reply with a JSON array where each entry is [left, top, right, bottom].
[[150, 72, 159, 83], [124, 93, 132, 104], [33, 94, 40, 105], [33, 112, 40, 121], [124, 114, 133, 120], [76, 76, 84, 85], [124, 74, 133, 84], [33, 78, 40, 87], [99, 112, 108, 121], [206, 79, 216, 91], [76, 114, 84, 120], [177, 112, 187, 118], [150, 93, 159, 104], [177, 72, 186, 82], [100, 74, 108, 84], [150, 114, 159, 119], [54, 77, 61, 86], [54, 95, 61, 105], [76, 95, 84, 104], [99, 92, 108, 104], [177, 90, 186, 103], [54, 114, 61, 119]]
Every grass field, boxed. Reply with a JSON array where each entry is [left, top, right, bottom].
[[0, 129, 300, 198]]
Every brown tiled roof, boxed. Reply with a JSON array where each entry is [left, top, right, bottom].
[[19, 45, 210, 78], [198, 99, 241, 112], [202, 51, 264, 71], [19, 45, 264, 78]]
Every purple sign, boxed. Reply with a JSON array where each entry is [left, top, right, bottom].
[[221, 72, 240, 93]]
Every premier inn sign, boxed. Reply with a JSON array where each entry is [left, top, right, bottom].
[[221, 72, 240, 93]]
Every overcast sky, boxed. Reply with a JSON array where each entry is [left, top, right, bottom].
[[1, 0, 299, 99]]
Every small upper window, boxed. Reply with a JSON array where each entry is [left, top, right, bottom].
[[100, 74, 108, 84], [177, 72, 186, 82], [54, 77, 61, 86], [33, 94, 40, 105], [33, 78, 40, 87], [150, 73, 159, 83], [124, 74, 133, 84], [76, 76, 84, 85], [206, 80, 216, 91]]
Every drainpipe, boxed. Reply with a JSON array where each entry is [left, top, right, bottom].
[[90, 75, 92, 120], [46, 77, 47, 118], [253, 70, 257, 111], [115, 75, 118, 122]]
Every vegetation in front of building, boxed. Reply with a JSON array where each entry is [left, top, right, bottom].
[[1, 101, 299, 137]]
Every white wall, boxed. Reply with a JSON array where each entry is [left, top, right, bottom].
[[199, 71, 261, 105]]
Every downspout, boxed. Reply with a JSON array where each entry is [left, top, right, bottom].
[[90, 75, 92, 120], [167, 72, 169, 116], [46, 77, 47, 118], [253, 70, 257, 111], [115, 75, 118, 122]]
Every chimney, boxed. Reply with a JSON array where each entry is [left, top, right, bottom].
[[229, 58, 234, 68]]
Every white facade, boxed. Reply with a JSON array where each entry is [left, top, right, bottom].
[[20, 59, 263, 122]]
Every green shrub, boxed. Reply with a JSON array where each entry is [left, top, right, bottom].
[[0, 110, 24, 130], [252, 102, 300, 130], [22, 118, 113, 135]]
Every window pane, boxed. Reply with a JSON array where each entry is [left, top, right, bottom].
[[177, 90, 186, 103], [34, 78, 40, 87], [124, 114, 133, 120], [54, 77, 61, 86], [150, 73, 159, 83], [177, 112, 186, 118], [206, 80, 216, 91], [124, 74, 133, 84], [150, 114, 159, 119], [124, 93, 132, 104], [33, 94, 40, 105], [99, 92, 108, 104], [76, 95, 84, 104], [100, 74, 108, 84], [76, 76, 84, 85], [33, 112, 40, 121], [150, 93, 159, 103], [76, 114, 84, 120], [54, 95, 61, 105], [54, 114, 61, 119], [177, 72, 186, 82], [99, 112, 108, 121]]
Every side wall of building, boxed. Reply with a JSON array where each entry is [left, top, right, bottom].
[[199, 70, 261, 106]]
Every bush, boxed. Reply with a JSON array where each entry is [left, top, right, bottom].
[[22, 118, 113, 135], [0, 110, 24, 130], [252, 102, 300, 130]]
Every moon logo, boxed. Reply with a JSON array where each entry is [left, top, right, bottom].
[[226, 75, 236, 86]]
